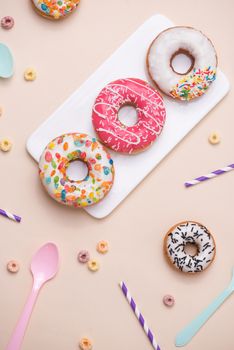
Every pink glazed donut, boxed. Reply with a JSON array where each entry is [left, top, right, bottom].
[[92, 78, 166, 154]]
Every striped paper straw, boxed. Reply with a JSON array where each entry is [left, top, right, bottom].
[[119, 281, 161, 350], [0, 208, 21, 223], [185, 163, 234, 188]]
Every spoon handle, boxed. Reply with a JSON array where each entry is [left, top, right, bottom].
[[6, 284, 40, 350], [175, 287, 233, 347]]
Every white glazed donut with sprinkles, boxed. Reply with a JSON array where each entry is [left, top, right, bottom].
[[147, 26, 217, 101], [164, 221, 216, 273], [39, 133, 114, 208]]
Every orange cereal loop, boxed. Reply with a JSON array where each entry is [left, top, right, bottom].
[[7, 260, 20, 273], [97, 240, 108, 254], [79, 337, 92, 350]]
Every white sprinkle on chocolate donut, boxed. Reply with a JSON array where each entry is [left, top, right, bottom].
[[164, 221, 216, 273]]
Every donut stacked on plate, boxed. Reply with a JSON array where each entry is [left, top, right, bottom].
[[147, 26, 217, 101], [39, 26, 218, 208], [92, 78, 166, 154], [39, 133, 114, 208]]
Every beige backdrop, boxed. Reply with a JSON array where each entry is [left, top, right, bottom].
[[0, 1, 234, 349]]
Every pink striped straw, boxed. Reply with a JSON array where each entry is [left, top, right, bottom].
[[119, 281, 161, 350], [185, 163, 234, 188]]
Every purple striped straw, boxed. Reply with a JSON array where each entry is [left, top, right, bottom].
[[119, 281, 161, 350], [185, 163, 234, 188], [0, 208, 21, 223]]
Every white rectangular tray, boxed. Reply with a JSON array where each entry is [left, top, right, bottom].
[[27, 14, 230, 219]]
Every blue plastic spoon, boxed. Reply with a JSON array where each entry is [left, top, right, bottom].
[[0, 43, 13, 78], [175, 267, 234, 347]]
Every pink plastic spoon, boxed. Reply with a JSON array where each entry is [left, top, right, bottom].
[[6, 242, 59, 350]]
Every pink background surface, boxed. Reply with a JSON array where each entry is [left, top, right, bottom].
[[0, 1, 234, 349]]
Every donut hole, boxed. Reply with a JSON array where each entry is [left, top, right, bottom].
[[170, 49, 195, 75], [118, 103, 138, 127], [184, 242, 198, 257], [66, 160, 88, 182]]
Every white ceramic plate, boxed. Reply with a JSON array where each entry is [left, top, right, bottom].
[[27, 14, 230, 219]]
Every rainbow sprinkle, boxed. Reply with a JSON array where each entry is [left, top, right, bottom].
[[170, 67, 216, 101]]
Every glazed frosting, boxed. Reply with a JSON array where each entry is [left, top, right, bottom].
[[165, 221, 216, 273], [92, 78, 166, 154], [148, 27, 217, 101], [32, 0, 80, 19], [39, 133, 114, 207]]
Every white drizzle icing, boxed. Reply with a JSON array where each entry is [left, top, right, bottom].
[[92, 78, 166, 154]]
